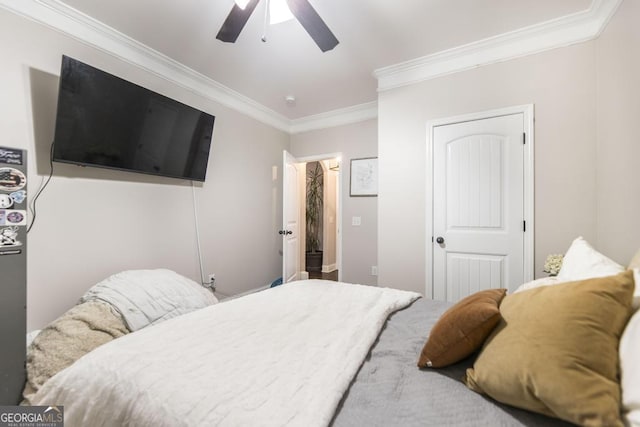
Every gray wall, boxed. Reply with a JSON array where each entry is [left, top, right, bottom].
[[377, 0, 640, 295], [0, 9, 289, 330], [595, 0, 640, 265], [377, 41, 599, 295], [291, 119, 378, 286]]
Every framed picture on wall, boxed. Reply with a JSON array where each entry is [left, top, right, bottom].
[[350, 157, 378, 197]]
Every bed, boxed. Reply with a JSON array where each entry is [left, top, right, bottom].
[[24, 238, 640, 427]]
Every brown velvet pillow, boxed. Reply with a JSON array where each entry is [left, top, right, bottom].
[[417, 288, 506, 368], [465, 270, 635, 426]]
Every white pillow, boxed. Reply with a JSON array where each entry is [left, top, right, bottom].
[[556, 236, 624, 281], [634, 268, 640, 311], [515, 269, 640, 309], [621, 307, 640, 427], [81, 269, 218, 331], [513, 277, 562, 294], [629, 249, 640, 270]]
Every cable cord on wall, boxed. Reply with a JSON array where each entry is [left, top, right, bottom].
[[191, 182, 214, 291], [27, 141, 55, 234]]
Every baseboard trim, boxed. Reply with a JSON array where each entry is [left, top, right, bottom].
[[216, 285, 270, 302], [322, 264, 337, 273]]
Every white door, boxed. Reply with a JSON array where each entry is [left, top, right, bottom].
[[282, 151, 300, 283], [432, 113, 525, 301]]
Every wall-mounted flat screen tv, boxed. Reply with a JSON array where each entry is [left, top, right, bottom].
[[52, 55, 215, 181]]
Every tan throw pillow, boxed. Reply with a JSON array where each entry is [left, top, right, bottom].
[[465, 270, 635, 426], [417, 288, 506, 368]]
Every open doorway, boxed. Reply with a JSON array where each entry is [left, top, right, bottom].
[[304, 160, 340, 281], [296, 154, 341, 282]]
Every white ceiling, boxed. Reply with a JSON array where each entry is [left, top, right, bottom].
[[39, 0, 592, 119]]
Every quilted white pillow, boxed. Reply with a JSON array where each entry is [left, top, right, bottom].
[[621, 305, 640, 427], [556, 236, 624, 281], [81, 269, 218, 331]]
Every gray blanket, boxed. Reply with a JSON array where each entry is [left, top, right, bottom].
[[332, 298, 572, 427]]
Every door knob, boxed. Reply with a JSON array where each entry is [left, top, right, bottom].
[[436, 237, 445, 244], [285, 230, 293, 235]]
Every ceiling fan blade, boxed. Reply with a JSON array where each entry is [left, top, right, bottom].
[[286, 0, 339, 52], [216, 0, 261, 43]]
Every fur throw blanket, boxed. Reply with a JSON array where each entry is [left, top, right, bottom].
[[22, 300, 129, 404]]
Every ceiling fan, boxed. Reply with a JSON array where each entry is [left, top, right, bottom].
[[216, 0, 339, 52]]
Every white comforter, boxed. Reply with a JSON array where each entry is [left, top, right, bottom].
[[33, 280, 420, 427]]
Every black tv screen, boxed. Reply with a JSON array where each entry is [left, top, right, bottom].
[[53, 55, 214, 181]]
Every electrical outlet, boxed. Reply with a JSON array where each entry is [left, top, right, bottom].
[[371, 266, 378, 276], [207, 273, 216, 287]]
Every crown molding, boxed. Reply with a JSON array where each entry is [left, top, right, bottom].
[[0, 0, 292, 132], [290, 101, 377, 134], [0, 0, 622, 132], [374, 0, 623, 91]]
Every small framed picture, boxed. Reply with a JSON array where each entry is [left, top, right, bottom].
[[350, 157, 378, 197]]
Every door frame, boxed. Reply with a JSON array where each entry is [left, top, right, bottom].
[[425, 105, 534, 298], [296, 152, 343, 282]]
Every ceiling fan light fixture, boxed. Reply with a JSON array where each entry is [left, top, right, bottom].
[[234, 0, 251, 10], [218, 0, 339, 52], [269, 0, 294, 25]]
